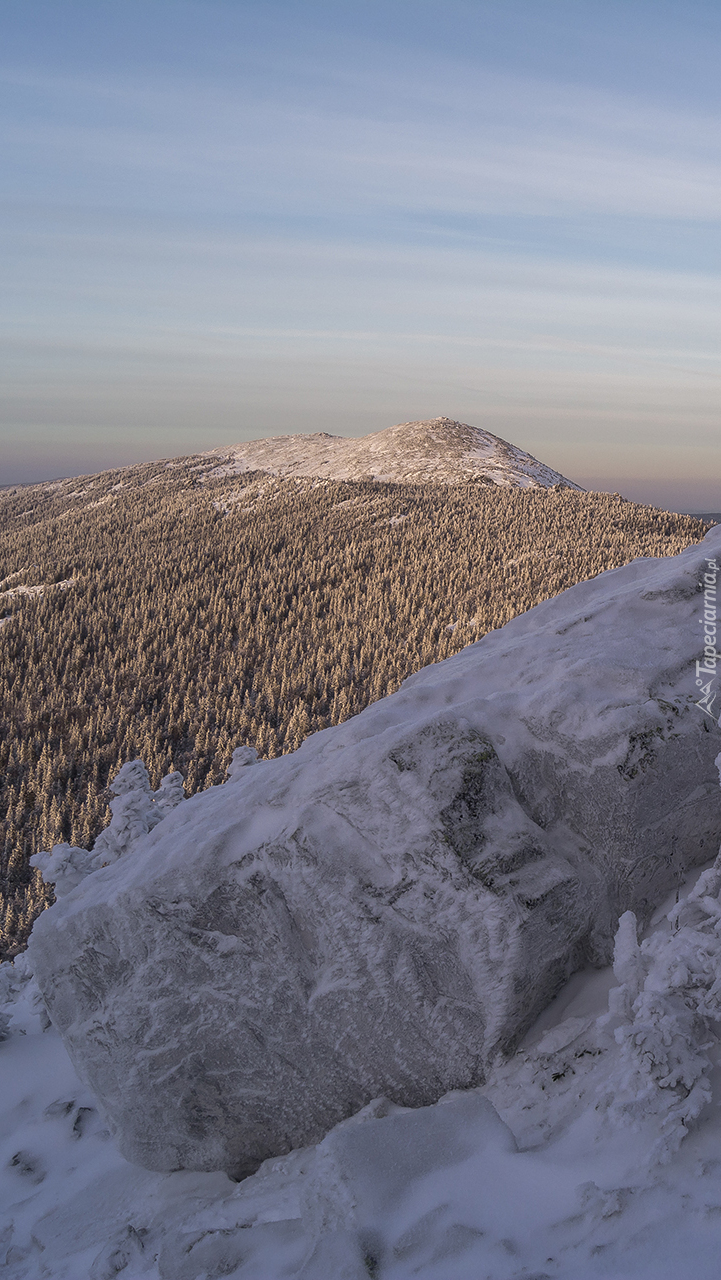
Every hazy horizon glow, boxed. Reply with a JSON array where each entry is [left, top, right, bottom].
[[2, 1, 720, 508]]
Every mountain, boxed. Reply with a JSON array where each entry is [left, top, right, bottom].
[[201, 417, 584, 489]]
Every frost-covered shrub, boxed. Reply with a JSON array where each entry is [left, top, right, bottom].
[[604, 910, 645, 1026], [30, 843, 95, 897], [31, 761, 186, 896], [91, 761, 156, 866], [601, 868, 721, 1160], [597, 755, 721, 1160], [152, 770, 186, 817], [225, 746, 258, 781], [0, 951, 33, 1009]]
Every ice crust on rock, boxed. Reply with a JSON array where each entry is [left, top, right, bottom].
[[28, 526, 721, 1178]]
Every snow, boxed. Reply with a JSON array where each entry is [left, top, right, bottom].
[[8, 856, 721, 1278], [0, 579, 75, 630], [0, 585, 45, 601], [0, 568, 36, 592], [200, 417, 583, 489], [0, 579, 74, 604]]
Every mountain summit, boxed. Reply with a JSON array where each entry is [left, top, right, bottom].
[[204, 417, 583, 489]]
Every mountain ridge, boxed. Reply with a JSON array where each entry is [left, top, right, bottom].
[[201, 416, 584, 490]]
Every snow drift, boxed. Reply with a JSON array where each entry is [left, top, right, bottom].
[[28, 527, 721, 1178]]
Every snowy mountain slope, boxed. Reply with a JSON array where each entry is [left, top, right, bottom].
[[26, 527, 721, 1183], [200, 417, 584, 488], [7, 855, 721, 1279]]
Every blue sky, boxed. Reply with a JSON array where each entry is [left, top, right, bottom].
[[2, 1, 720, 507]]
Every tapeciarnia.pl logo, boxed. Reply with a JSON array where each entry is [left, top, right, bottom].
[[695, 556, 720, 723]]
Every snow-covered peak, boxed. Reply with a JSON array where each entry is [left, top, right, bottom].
[[202, 417, 584, 489]]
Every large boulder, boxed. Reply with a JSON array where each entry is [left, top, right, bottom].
[[29, 528, 721, 1177]]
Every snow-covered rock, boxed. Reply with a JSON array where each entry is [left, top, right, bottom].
[[12, 868, 721, 1279], [28, 527, 721, 1177], [202, 417, 583, 488]]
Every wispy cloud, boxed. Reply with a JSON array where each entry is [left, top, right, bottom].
[[4, 50, 721, 221], [2, 6, 721, 501]]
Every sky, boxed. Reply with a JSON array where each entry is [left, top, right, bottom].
[[1, 0, 720, 508]]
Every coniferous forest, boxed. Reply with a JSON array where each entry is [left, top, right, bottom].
[[0, 458, 709, 956]]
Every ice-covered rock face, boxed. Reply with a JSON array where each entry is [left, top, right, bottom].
[[28, 528, 721, 1178]]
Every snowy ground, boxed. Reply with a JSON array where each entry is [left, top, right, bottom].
[[5, 858, 721, 1280]]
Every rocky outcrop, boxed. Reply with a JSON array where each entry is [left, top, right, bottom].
[[28, 528, 721, 1177]]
